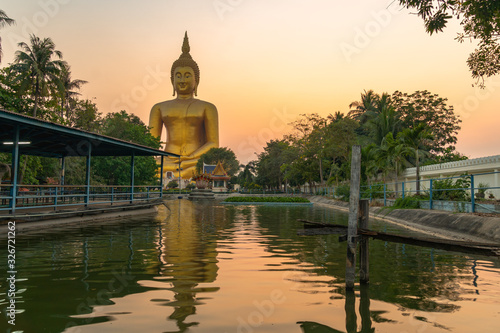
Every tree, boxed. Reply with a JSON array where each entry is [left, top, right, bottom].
[[364, 96, 402, 145], [398, 0, 500, 87], [399, 123, 434, 194], [256, 140, 294, 190], [58, 64, 87, 120], [377, 132, 412, 195], [236, 161, 257, 188], [0, 9, 15, 63], [10, 34, 67, 117], [348, 89, 379, 123], [195, 147, 239, 177], [91, 111, 161, 185], [68, 98, 101, 132], [391, 90, 461, 156]]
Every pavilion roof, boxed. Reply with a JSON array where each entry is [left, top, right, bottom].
[[0, 109, 179, 158]]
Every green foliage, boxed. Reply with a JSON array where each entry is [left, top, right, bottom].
[[392, 90, 460, 155], [91, 111, 161, 186], [196, 147, 239, 177], [224, 196, 310, 203], [362, 183, 384, 199], [335, 184, 350, 202], [167, 180, 178, 189], [393, 196, 421, 209], [398, 0, 500, 86], [431, 176, 471, 201]]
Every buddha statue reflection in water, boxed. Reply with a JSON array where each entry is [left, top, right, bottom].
[[149, 32, 219, 179]]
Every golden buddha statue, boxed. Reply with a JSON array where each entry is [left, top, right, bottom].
[[149, 32, 219, 179]]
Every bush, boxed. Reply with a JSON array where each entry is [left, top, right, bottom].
[[431, 176, 470, 201], [167, 180, 178, 189], [361, 183, 384, 199], [224, 196, 310, 203], [393, 196, 420, 209], [335, 184, 350, 202]]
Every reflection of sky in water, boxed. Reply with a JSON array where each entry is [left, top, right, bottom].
[[1, 201, 499, 333]]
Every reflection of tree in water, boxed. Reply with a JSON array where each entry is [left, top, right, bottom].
[[159, 199, 223, 332]]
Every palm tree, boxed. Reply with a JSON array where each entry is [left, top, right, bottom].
[[399, 123, 434, 194], [366, 102, 402, 145], [0, 10, 15, 63], [348, 89, 379, 123], [10, 34, 67, 117], [59, 64, 87, 120], [379, 132, 412, 196]]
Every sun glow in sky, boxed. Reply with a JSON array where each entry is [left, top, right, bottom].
[[1, 0, 499, 163]]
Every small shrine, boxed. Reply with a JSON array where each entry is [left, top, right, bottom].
[[191, 161, 230, 192], [209, 161, 231, 192]]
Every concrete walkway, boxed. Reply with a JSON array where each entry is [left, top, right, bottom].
[[307, 196, 500, 244]]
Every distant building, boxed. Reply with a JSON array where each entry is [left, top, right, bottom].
[[403, 155, 500, 198]]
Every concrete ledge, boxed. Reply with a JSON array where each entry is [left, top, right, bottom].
[[0, 204, 159, 235], [307, 196, 500, 244]]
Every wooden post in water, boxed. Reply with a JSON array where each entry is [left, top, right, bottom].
[[346, 145, 361, 290], [359, 199, 370, 284]]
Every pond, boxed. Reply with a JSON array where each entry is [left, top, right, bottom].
[[1, 199, 500, 332]]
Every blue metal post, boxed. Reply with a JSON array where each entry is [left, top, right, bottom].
[[471, 174, 475, 213], [383, 184, 387, 206], [9, 126, 20, 214], [60, 156, 65, 204], [159, 156, 164, 198], [429, 179, 433, 210], [85, 143, 91, 207], [54, 186, 58, 211], [402, 182, 405, 199], [130, 152, 135, 203]]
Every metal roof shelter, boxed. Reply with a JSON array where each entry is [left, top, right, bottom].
[[0, 109, 178, 158], [0, 109, 178, 214]]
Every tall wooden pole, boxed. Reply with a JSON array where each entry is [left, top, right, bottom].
[[359, 199, 370, 284], [346, 145, 361, 290]]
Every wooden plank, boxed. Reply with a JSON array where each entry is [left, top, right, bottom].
[[358, 229, 500, 257], [297, 227, 348, 236]]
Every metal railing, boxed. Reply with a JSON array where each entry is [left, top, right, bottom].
[[359, 171, 500, 214], [0, 184, 163, 213]]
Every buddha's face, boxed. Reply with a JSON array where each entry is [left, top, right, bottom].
[[173, 66, 197, 96]]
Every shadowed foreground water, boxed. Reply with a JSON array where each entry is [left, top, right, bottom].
[[1, 199, 500, 332]]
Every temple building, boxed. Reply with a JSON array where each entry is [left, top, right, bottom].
[[203, 162, 231, 192]]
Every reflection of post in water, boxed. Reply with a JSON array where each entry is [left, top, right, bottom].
[[160, 199, 219, 332], [298, 285, 373, 333], [345, 286, 373, 333]]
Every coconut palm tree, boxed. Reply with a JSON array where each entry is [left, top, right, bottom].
[[0, 10, 15, 63], [59, 64, 87, 120], [399, 123, 434, 194], [366, 102, 402, 145], [378, 132, 412, 196], [348, 89, 379, 123], [10, 34, 67, 117]]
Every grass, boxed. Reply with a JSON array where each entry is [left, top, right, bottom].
[[224, 196, 310, 203]]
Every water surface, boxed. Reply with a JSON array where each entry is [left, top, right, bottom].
[[1, 199, 499, 332]]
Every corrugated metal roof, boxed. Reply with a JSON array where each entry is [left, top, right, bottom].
[[0, 109, 179, 158]]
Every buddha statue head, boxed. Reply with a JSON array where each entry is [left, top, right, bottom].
[[171, 32, 200, 96]]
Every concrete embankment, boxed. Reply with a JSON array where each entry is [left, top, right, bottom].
[[0, 205, 159, 235], [307, 196, 500, 244]]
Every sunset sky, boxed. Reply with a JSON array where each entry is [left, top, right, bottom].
[[1, 0, 499, 163]]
